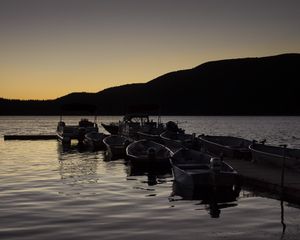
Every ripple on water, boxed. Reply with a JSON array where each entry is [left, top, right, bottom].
[[1, 116, 300, 240]]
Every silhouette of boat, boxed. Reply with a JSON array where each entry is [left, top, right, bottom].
[[57, 118, 98, 145], [101, 114, 164, 140], [199, 135, 252, 159], [170, 148, 239, 191], [249, 143, 300, 170], [101, 123, 119, 135], [56, 103, 99, 145], [83, 131, 107, 150], [103, 135, 133, 159], [126, 139, 172, 166], [117, 113, 152, 137], [137, 125, 165, 142], [160, 130, 199, 152]]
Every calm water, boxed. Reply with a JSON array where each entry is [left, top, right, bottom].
[[1, 116, 300, 240]]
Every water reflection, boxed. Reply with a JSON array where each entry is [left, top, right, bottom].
[[280, 199, 286, 240], [171, 181, 240, 218], [57, 143, 103, 185], [126, 160, 172, 186]]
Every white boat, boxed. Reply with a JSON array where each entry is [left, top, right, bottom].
[[199, 135, 252, 159], [83, 131, 107, 150], [126, 139, 172, 165], [103, 135, 133, 159], [170, 148, 239, 191], [57, 118, 98, 145], [249, 143, 300, 171]]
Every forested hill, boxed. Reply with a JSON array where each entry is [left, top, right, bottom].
[[1, 53, 299, 115]]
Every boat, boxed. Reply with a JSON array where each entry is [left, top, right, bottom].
[[170, 148, 240, 192], [137, 124, 165, 142], [83, 131, 107, 150], [57, 118, 98, 145], [103, 135, 133, 159], [101, 122, 119, 135], [126, 139, 172, 166], [118, 113, 155, 138], [160, 130, 199, 152], [249, 143, 300, 171], [199, 135, 252, 159]]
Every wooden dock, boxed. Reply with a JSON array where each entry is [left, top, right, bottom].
[[4, 135, 57, 140], [225, 157, 300, 204]]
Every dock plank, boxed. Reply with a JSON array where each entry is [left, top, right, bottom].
[[4, 135, 57, 140]]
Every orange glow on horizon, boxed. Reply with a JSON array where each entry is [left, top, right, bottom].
[[1, 1, 300, 100]]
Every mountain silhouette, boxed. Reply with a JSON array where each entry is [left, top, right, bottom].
[[1, 53, 299, 115]]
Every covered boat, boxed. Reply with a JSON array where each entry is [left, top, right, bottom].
[[103, 135, 133, 159], [126, 139, 172, 165], [249, 143, 300, 171], [199, 135, 252, 159], [170, 148, 239, 192]]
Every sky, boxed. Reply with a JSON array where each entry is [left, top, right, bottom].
[[0, 0, 299, 100]]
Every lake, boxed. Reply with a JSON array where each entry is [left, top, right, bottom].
[[0, 116, 300, 240]]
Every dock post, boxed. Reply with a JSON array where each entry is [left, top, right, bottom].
[[279, 144, 287, 199]]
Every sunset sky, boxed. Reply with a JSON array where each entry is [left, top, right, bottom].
[[1, 0, 299, 100]]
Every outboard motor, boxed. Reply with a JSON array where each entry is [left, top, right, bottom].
[[210, 157, 222, 172]]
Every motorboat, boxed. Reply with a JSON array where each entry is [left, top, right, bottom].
[[57, 118, 98, 145], [103, 135, 133, 159], [83, 131, 107, 150], [137, 124, 165, 142], [249, 142, 300, 171], [170, 148, 240, 191], [118, 113, 159, 138], [126, 139, 172, 166], [160, 130, 199, 152], [199, 135, 252, 159]]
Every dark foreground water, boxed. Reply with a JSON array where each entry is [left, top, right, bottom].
[[0, 116, 300, 240]]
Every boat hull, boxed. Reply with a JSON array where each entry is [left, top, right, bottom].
[[249, 143, 300, 171], [101, 123, 119, 135], [171, 148, 240, 194], [126, 140, 172, 166], [103, 135, 133, 160], [83, 135, 106, 150], [199, 135, 252, 159], [172, 164, 239, 191]]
